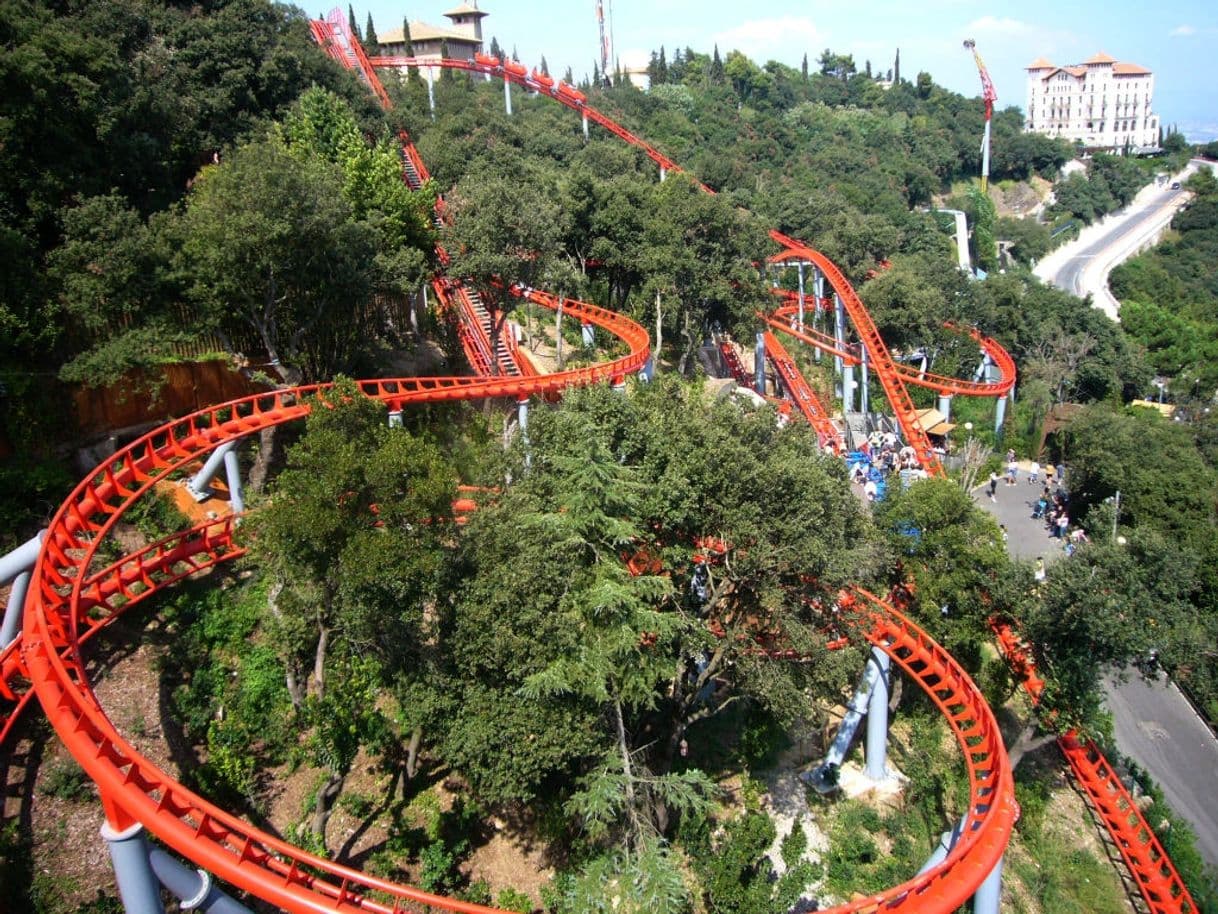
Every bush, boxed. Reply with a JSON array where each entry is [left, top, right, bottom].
[[496, 887, 534, 913], [41, 759, 91, 802]]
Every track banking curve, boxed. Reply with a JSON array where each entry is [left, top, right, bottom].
[[3, 13, 1024, 914]]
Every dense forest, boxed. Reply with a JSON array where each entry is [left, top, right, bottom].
[[3, 1, 1218, 912]]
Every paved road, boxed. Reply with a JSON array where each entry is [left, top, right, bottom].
[[1105, 671, 1218, 868], [1049, 183, 1188, 299], [973, 469, 1218, 868]]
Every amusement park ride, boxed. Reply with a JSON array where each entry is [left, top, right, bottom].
[[0, 10, 1197, 914]]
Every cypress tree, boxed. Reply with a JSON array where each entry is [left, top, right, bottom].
[[364, 13, 378, 53], [540, 55, 549, 76], [865, 59, 872, 78], [657, 46, 668, 84], [564, 66, 574, 84], [490, 36, 502, 60], [402, 18, 415, 54], [801, 52, 808, 82], [711, 44, 724, 84], [348, 4, 360, 40], [894, 47, 901, 84]]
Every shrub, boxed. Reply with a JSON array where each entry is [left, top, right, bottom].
[[41, 759, 91, 802], [496, 887, 534, 913]]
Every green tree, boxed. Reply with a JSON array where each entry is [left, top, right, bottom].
[[246, 378, 456, 845], [175, 135, 377, 382]]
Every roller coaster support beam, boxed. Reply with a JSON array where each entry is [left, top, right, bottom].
[[223, 448, 245, 516], [803, 649, 883, 793], [0, 529, 44, 649], [973, 856, 1003, 914], [582, 112, 589, 139], [388, 408, 403, 428], [843, 362, 856, 414], [813, 270, 824, 361], [188, 441, 237, 501], [504, 73, 512, 115], [754, 333, 767, 395], [833, 293, 846, 383], [797, 262, 806, 332], [938, 394, 952, 421], [101, 822, 165, 914], [660, 165, 667, 182], [860, 344, 870, 414], [865, 645, 891, 782], [425, 66, 435, 117], [149, 848, 252, 914], [916, 817, 966, 876]]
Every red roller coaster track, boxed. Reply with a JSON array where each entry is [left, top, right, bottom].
[[0, 10, 1180, 914]]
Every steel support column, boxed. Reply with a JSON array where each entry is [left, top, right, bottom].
[[101, 822, 165, 914], [187, 442, 236, 502], [973, 855, 1003, 914], [938, 395, 952, 421], [148, 848, 251, 913], [504, 74, 512, 115], [0, 529, 44, 648], [754, 333, 767, 396], [865, 646, 891, 782], [797, 262, 806, 332], [223, 448, 244, 516]]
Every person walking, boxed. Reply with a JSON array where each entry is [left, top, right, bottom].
[[1006, 456, 1018, 486], [988, 472, 999, 501], [1028, 461, 1040, 485]]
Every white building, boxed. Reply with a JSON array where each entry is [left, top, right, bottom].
[[378, 3, 487, 79], [1025, 52, 1160, 153]]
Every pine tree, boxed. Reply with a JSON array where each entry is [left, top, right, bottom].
[[894, 47, 901, 84], [512, 44, 519, 62], [801, 52, 808, 82], [865, 59, 872, 78], [710, 44, 724, 84], [592, 61, 600, 86], [564, 66, 574, 84], [657, 46, 668, 84], [347, 4, 360, 40], [540, 55, 549, 77], [364, 13, 378, 53], [489, 36, 502, 60]]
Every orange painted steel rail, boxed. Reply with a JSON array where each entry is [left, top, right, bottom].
[[992, 622, 1197, 913], [0, 22, 1032, 914], [761, 330, 844, 452]]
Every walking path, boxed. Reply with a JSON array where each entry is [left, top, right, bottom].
[[972, 467, 1218, 868]]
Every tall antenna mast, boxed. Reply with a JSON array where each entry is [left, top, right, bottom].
[[595, 0, 613, 85]]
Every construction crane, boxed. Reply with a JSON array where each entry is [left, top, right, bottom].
[[595, 0, 613, 86], [963, 39, 997, 193]]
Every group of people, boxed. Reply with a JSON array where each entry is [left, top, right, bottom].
[[860, 431, 922, 474]]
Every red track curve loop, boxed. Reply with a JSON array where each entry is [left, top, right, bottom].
[[5, 16, 1019, 914]]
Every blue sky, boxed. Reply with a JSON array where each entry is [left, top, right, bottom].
[[356, 1, 1218, 141]]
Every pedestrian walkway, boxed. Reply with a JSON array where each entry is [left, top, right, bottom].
[[974, 460, 1062, 562]]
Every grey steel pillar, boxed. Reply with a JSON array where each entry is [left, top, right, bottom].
[[797, 262, 806, 332], [916, 818, 966, 875], [426, 67, 435, 117], [660, 165, 667, 182], [517, 395, 528, 432], [504, 74, 512, 115], [938, 395, 952, 421], [582, 112, 589, 139], [101, 821, 165, 914], [188, 442, 236, 502], [388, 409, 403, 429], [865, 646, 891, 782], [148, 848, 251, 913], [581, 321, 595, 347], [973, 856, 1003, 914], [1, 530, 44, 648], [754, 333, 766, 396], [611, 377, 627, 395], [833, 294, 846, 393], [223, 449, 244, 516], [860, 344, 870, 415], [813, 271, 824, 362], [639, 356, 653, 383], [994, 395, 1007, 439], [843, 363, 856, 414]]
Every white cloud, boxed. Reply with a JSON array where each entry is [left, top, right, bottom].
[[710, 16, 825, 60], [1170, 24, 1196, 36]]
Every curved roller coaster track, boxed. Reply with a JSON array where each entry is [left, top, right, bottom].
[[0, 8, 1192, 914]]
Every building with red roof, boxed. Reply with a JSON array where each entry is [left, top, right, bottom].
[[1025, 52, 1159, 152]]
